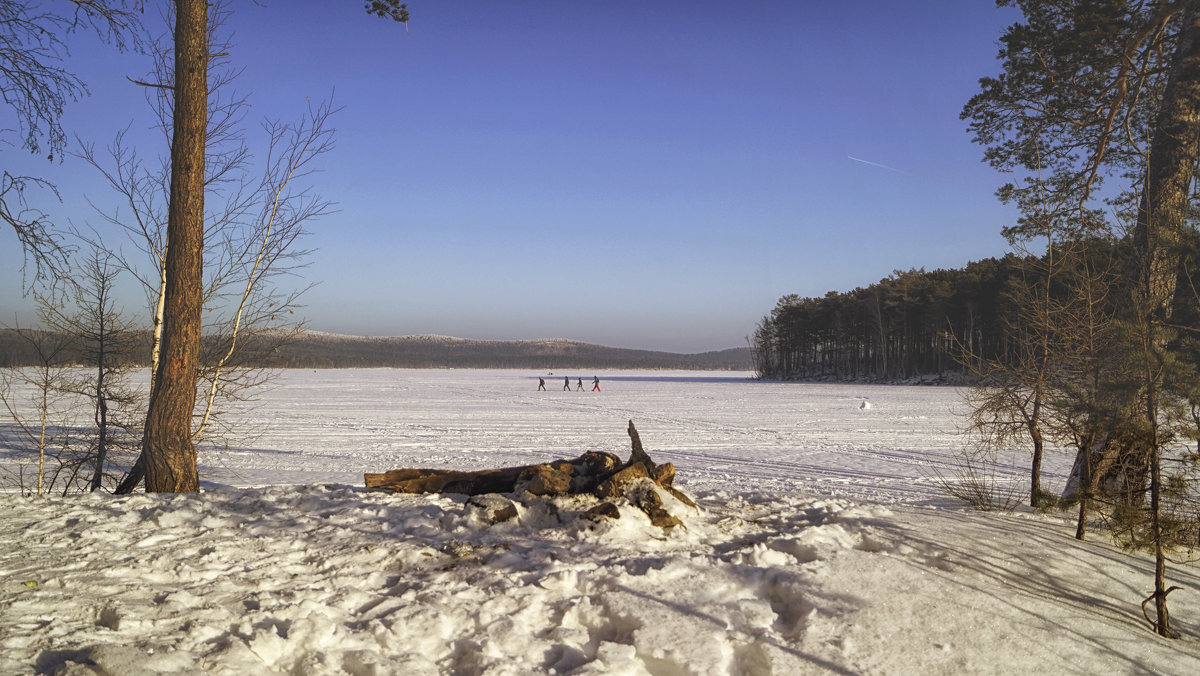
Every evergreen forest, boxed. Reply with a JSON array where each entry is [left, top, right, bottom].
[[753, 257, 1017, 381], [751, 235, 1200, 383]]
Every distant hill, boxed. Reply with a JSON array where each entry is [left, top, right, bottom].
[[266, 332, 753, 370], [0, 329, 753, 370]]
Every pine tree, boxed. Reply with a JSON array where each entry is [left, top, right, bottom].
[[965, 0, 1200, 637]]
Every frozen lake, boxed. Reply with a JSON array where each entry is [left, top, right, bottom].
[[204, 368, 1071, 505], [7, 369, 1199, 675]]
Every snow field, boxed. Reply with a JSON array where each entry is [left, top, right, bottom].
[[0, 484, 878, 674], [2, 369, 1199, 674], [197, 369, 1041, 504], [5, 482, 1198, 675]]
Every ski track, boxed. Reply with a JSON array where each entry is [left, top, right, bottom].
[[196, 369, 1068, 506]]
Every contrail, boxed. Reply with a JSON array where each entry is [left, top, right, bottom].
[[847, 155, 903, 173]]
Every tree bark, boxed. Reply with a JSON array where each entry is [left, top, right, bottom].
[[1132, 1, 1200, 321], [114, 453, 145, 494], [1028, 417, 1043, 507], [1068, 0, 1200, 500], [89, 362, 107, 492], [142, 0, 208, 493], [1074, 436, 1091, 540], [1130, 0, 1200, 638]]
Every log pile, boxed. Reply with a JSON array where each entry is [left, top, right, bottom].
[[365, 421, 696, 529]]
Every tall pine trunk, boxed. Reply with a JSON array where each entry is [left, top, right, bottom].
[[1133, 3, 1200, 318], [1129, 0, 1200, 638], [142, 0, 208, 493]]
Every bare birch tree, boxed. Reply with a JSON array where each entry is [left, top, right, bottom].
[[75, 4, 338, 491]]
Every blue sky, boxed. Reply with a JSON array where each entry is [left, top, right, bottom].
[[2, 1, 1021, 353]]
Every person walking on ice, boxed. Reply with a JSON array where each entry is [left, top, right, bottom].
[[576, 378, 584, 391], [537, 377, 546, 391], [592, 375, 601, 392], [563, 376, 571, 391]]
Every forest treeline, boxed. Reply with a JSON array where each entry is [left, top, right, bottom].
[[0, 330, 752, 371], [750, 243, 1160, 382]]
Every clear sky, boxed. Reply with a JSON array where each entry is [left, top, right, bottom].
[[1, 0, 1022, 353]]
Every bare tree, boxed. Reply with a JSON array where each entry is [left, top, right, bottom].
[[129, 1, 407, 493], [0, 0, 141, 285], [192, 101, 336, 442], [34, 247, 144, 492], [77, 3, 337, 491], [0, 326, 73, 495]]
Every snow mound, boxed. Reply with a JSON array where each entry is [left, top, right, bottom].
[[5, 485, 1198, 675], [8, 485, 869, 674]]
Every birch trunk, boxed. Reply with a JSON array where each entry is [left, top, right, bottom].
[[150, 261, 166, 396]]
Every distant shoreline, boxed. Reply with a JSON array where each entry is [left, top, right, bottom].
[[0, 329, 753, 371]]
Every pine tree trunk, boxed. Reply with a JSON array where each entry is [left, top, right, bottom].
[[142, 0, 208, 493], [1132, 2, 1200, 319], [1068, 0, 1200, 500], [1132, 0, 1200, 637]]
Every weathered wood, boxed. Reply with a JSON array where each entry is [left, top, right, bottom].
[[365, 421, 695, 529], [364, 466, 525, 494], [627, 419, 654, 470], [364, 422, 679, 497], [466, 494, 519, 524], [594, 461, 650, 499], [635, 488, 683, 530], [363, 451, 626, 495]]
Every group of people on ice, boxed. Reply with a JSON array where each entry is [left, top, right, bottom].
[[537, 375, 600, 392]]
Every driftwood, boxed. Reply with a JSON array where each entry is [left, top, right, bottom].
[[365, 420, 696, 528]]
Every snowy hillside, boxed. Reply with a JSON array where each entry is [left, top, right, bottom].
[[2, 370, 1199, 675]]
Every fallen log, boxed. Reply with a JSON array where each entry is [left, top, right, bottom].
[[364, 450, 623, 496], [365, 420, 696, 528]]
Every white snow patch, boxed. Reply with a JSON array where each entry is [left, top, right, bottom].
[[1, 369, 1198, 675]]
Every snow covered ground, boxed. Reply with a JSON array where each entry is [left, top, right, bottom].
[[2, 369, 1200, 675], [197, 369, 1006, 502]]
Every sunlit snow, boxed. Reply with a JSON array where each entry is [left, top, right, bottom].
[[2, 369, 1199, 675]]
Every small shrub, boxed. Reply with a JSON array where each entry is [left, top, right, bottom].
[[931, 452, 1023, 512]]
